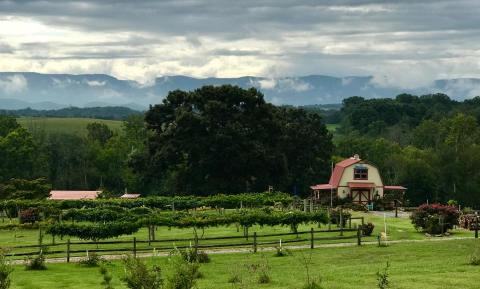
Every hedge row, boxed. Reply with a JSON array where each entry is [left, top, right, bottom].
[[46, 210, 328, 241], [0, 192, 294, 214]]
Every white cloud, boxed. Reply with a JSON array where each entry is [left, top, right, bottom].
[[0, 74, 27, 94], [85, 80, 106, 87]]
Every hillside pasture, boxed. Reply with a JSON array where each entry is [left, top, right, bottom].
[[17, 117, 123, 136]]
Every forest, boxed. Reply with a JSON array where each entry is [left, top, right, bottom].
[[1, 86, 480, 207]]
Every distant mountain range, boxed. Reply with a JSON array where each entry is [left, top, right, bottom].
[[1, 72, 480, 109]]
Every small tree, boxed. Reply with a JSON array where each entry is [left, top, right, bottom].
[[377, 262, 390, 289], [122, 256, 163, 289], [100, 265, 115, 289]]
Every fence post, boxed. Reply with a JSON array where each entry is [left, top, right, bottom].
[[349, 217, 352, 229], [310, 228, 314, 249], [133, 237, 137, 258], [339, 208, 344, 236], [357, 227, 362, 246], [67, 239, 70, 263], [253, 232, 257, 253], [327, 209, 331, 231], [475, 216, 479, 239]]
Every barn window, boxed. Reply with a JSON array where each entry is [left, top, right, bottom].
[[354, 166, 368, 180]]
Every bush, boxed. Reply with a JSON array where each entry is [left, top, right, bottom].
[[179, 247, 210, 264], [410, 204, 460, 234], [121, 256, 163, 289], [0, 252, 13, 289], [343, 202, 368, 212], [79, 251, 102, 267], [25, 252, 46, 271], [166, 249, 200, 289], [469, 248, 480, 266], [329, 208, 351, 226], [19, 208, 41, 224], [459, 214, 479, 230], [274, 245, 289, 257], [360, 223, 375, 236], [100, 265, 115, 289], [377, 262, 390, 289]]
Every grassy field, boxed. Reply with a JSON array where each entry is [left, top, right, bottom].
[[326, 123, 339, 132], [17, 117, 123, 136], [8, 238, 480, 289]]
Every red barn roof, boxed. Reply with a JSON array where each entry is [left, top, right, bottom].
[[329, 157, 361, 188], [49, 190, 101, 200]]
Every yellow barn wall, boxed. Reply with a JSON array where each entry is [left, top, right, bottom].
[[337, 162, 384, 199]]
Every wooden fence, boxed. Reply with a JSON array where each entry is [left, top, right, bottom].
[[4, 227, 362, 261]]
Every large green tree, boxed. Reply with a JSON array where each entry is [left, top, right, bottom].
[[134, 85, 332, 195]]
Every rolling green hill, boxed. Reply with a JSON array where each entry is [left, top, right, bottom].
[[17, 117, 123, 136]]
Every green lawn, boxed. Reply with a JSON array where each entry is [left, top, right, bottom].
[[16, 117, 123, 136], [8, 238, 480, 289]]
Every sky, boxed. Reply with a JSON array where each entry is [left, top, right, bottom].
[[0, 0, 479, 87]]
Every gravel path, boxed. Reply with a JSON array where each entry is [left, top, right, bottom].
[[10, 235, 474, 265]]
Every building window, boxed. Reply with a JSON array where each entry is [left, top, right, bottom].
[[354, 167, 368, 180]]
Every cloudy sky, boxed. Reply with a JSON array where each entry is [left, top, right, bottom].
[[0, 0, 479, 86]]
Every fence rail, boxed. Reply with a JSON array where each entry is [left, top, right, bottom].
[[3, 227, 361, 260]]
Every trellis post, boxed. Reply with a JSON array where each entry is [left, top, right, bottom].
[[357, 227, 362, 246], [475, 215, 479, 239], [310, 228, 314, 249], [67, 239, 71, 263], [133, 237, 137, 258], [339, 208, 344, 236], [253, 232, 257, 253]]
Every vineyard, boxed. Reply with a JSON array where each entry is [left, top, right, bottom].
[[0, 192, 374, 260]]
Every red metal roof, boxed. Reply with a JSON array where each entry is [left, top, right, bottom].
[[384, 185, 407, 190], [329, 157, 361, 188], [310, 184, 333, 190], [348, 182, 375, 188], [48, 190, 101, 200], [120, 193, 141, 199]]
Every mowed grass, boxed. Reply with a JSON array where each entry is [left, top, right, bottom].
[[9, 238, 480, 289], [17, 117, 123, 136]]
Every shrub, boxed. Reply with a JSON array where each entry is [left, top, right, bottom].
[[25, 251, 46, 271], [0, 252, 13, 289], [360, 223, 375, 236], [179, 247, 210, 264], [19, 208, 41, 224], [377, 262, 390, 289], [469, 248, 480, 266], [100, 265, 115, 289], [243, 255, 271, 284], [274, 245, 289, 257], [459, 214, 479, 230], [343, 202, 368, 212], [79, 251, 102, 267], [121, 256, 163, 289], [410, 204, 460, 234], [329, 208, 351, 226], [166, 249, 200, 289]]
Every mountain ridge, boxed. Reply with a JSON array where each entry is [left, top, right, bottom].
[[1, 72, 480, 109]]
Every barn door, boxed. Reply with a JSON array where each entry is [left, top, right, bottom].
[[351, 190, 371, 204]]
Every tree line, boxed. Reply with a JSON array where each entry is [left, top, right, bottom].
[[0, 85, 332, 198], [335, 94, 480, 207]]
